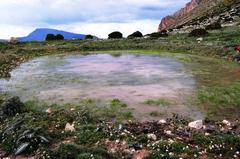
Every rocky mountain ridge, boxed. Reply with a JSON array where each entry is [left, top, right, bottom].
[[158, 0, 240, 32]]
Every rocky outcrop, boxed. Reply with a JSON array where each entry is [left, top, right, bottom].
[[158, 0, 202, 31], [158, 0, 239, 32]]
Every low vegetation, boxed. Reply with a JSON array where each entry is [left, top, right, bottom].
[[0, 25, 240, 158], [205, 22, 222, 30], [46, 34, 64, 41], [108, 31, 123, 39], [127, 31, 143, 39], [85, 34, 94, 39], [189, 28, 208, 37], [144, 99, 171, 107], [1, 98, 240, 158]]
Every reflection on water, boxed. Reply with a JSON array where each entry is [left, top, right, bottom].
[[0, 53, 203, 120]]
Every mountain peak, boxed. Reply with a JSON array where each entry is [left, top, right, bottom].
[[16, 28, 96, 42]]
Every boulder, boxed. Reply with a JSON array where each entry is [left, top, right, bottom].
[[222, 120, 231, 126], [188, 120, 203, 129]]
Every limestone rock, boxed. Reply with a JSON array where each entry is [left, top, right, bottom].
[[65, 122, 75, 132], [188, 120, 203, 129], [147, 133, 157, 141], [222, 120, 231, 126], [158, 119, 167, 124]]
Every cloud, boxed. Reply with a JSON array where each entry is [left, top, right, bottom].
[[0, 0, 189, 39]]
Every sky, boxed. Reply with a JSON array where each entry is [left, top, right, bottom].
[[0, 0, 189, 39]]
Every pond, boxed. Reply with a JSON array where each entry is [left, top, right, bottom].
[[0, 53, 203, 120]]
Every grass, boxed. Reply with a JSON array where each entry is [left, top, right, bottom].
[[144, 98, 172, 107], [0, 25, 240, 158], [1, 98, 240, 158], [149, 111, 165, 117], [1, 26, 240, 119]]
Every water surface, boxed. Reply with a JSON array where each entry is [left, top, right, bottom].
[[0, 53, 203, 119]]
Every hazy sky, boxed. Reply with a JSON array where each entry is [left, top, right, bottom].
[[0, 0, 189, 39]]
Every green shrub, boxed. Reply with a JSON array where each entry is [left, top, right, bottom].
[[75, 125, 107, 145], [108, 31, 123, 39], [127, 31, 143, 39], [148, 32, 168, 38], [45, 34, 55, 41], [1, 96, 24, 117], [110, 99, 127, 109], [57, 144, 79, 159], [14, 127, 50, 155], [1, 116, 50, 155], [85, 35, 94, 39], [189, 28, 208, 37], [45, 34, 64, 41], [55, 34, 64, 40], [205, 22, 222, 30]]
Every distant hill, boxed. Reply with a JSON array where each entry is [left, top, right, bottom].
[[16, 28, 97, 42], [158, 0, 240, 31], [0, 39, 7, 42]]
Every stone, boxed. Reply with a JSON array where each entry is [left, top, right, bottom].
[[222, 120, 231, 126], [164, 130, 172, 135], [65, 122, 75, 132], [158, 119, 167, 124], [188, 120, 203, 129], [147, 134, 157, 141], [197, 37, 203, 41], [46, 108, 53, 114]]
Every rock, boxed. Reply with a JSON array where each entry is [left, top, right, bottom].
[[205, 133, 210, 136], [158, 119, 167, 124], [133, 149, 150, 159], [164, 130, 172, 135], [129, 143, 141, 151], [9, 37, 18, 44], [65, 122, 75, 132], [205, 125, 216, 133], [45, 108, 53, 114], [147, 134, 157, 141], [188, 120, 203, 129], [158, 0, 202, 31], [197, 37, 203, 41], [222, 120, 231, 126], [70, 108, 75, 111]]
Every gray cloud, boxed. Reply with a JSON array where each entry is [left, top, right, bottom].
[[0, 0, 189, 38]]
